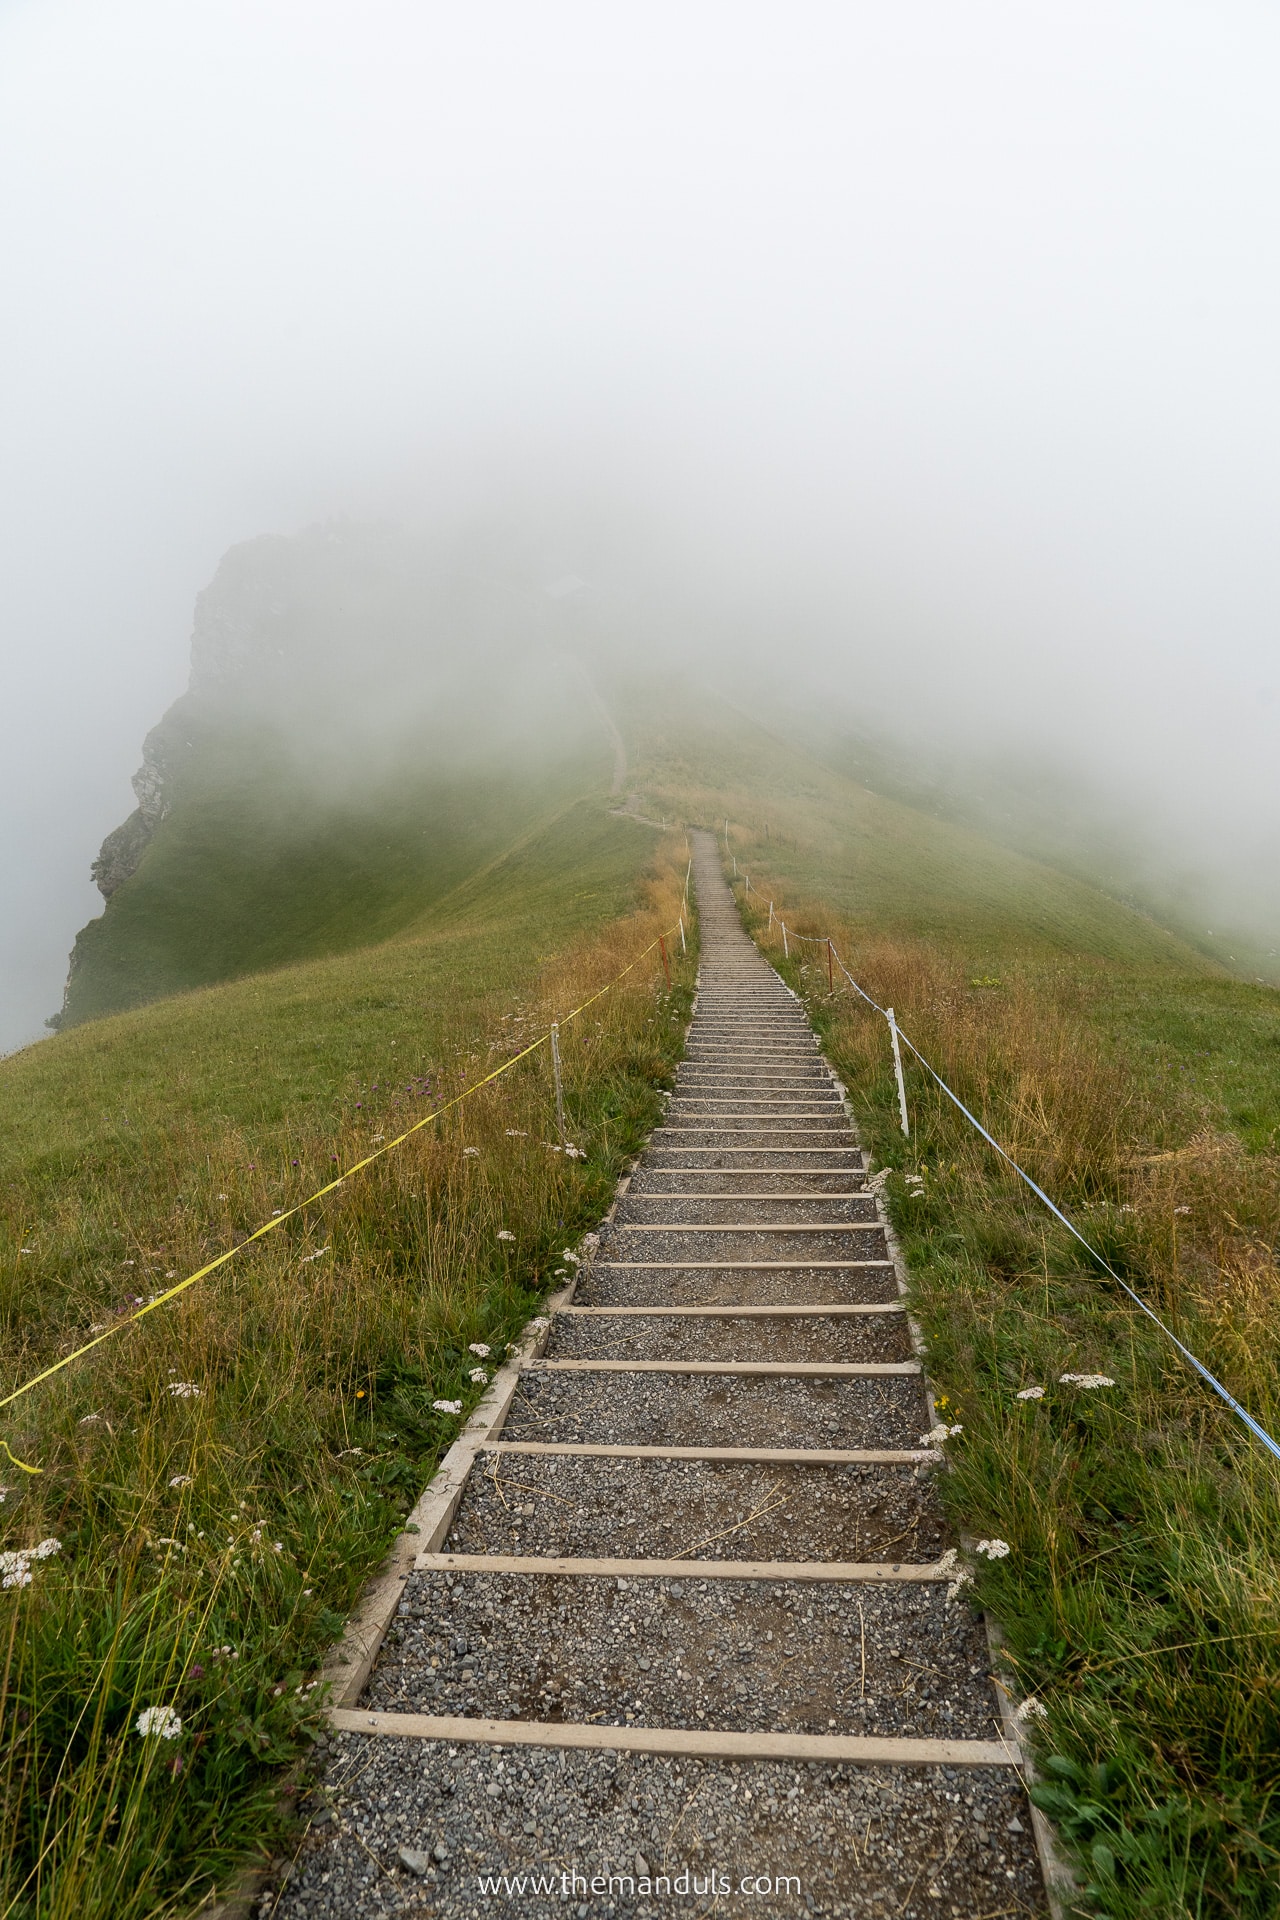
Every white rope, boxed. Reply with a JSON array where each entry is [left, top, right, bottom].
[[751, 901, 1280, 1465]]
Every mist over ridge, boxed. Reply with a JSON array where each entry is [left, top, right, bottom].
[[46, 507, 1276, 1038], [3, 1, 1280, 1047]]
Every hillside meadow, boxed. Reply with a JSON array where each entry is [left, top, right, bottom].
[[0, 800, 695, 1918], [702, 774, 1280, 1919]]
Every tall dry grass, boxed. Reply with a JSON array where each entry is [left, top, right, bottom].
[[741, 883, 1280, 1917], [0, 849, 695, 1918]]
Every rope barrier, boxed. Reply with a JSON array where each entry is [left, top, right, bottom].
[[0, 923, 684, 1468], [735, 865, 1280, 1466]]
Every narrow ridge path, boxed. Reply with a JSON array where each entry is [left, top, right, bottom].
[[281, 833, 1047, 1918]]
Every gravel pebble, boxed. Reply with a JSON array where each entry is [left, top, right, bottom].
[[450, 1455, 947, 1563], [575, 1267, 898, 1309], [367, 1572, 996, 1738], [628, 1171, 867, 1196], [546, 1314, 911, 1366], [614, 1198, 880, 1227], [503, 1373, 927, 1449], [612, 1230, 888, 1264], [274, 1737, 1046, 1917]]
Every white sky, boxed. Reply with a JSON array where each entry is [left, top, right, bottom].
[[3, 0, 1280, 1049]]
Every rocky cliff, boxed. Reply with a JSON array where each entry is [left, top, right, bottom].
[[57, 521, 613, 1025]]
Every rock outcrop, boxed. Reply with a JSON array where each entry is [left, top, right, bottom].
[[88, 724, 177, 898]]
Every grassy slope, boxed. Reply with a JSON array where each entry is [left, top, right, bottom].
[[0, 796, 693, 1918], [60, 715, 614, 1024], [632, 683, 1204, 967], [634, 688, 1280, 1917], [10, 661, 1277, 1915]]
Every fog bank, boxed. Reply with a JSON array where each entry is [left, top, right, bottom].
[[4, 0, 1279, 1049]]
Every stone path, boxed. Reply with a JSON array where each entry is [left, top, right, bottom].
[[277, 832, 1048, 1918]]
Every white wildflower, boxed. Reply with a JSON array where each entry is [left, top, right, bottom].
[[468, 1343, 491, 1358], [469, 1368, 489, 1384], [135, 1705, 183, 1739], [272, 1542, 283, 1552], [271, 1209, 283, 1217], [168, 1474, 194, 1488], [1174, 1205, 1191, 1215], [1059, 1373, 1115, 1390], [167, 1382, 202, 1399], [920, 1423, 963, 1445], [504, 1129, 528, 1138], [936, 1549, 974, 1601], [564, 1144, 586, 1160], [560, 1250, 581, 1267], [433, 1399, 462, 1415], [975, 1538, 1011, 1559], [1016, 1386, 1045, 1401], [1, 1539, 62, 1589], [0, 1489, 9, 1504], [497, 1231, 515, 1242], [463, 1147, 480, 1158], [300, 1247, 330, 1264], [904, 1173, 924, 1185], [1015, 1696, 1049, 1723]]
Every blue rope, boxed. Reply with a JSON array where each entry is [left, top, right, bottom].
[[800, 938, 1280, 1463]]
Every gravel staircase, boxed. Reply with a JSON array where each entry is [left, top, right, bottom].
[[281, 831, 1049, 1918]]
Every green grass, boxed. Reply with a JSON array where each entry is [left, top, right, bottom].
[[60, 713, 614, 1024], [11, 658, 1279, 1918], [631, 682, 1208, 972], [0, 798, 695, 1918], [706, 811, 1280, 1919]]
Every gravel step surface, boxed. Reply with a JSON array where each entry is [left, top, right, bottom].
[[614, 1197, 880, 1226], [644, 1152, 865, 1171], [501, 1372, 929, 1450], [611, 1230, 889, 1263], [449, 1455, 948, 1564], [276, 1736, 1046, 1919], [656, 1121, 855, 1136], [545, 1313, 912, 1366], [576, 1265, 899, 1308], [627, 1170, 867, 1196], [366, 1571, 1000, 1741], [672, 1086, 835, 1099]]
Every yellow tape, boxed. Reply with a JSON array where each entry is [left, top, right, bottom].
[[0, 924, 682, 1462]]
